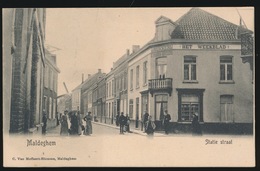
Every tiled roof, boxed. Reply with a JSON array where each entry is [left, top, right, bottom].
[[171, 8, 251, 40]]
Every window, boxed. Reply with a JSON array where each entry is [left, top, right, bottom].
[[141, 94, 148, 114], [130, 69, 133, 90], [184, 56, 197, 81], [220, 56, 233, 81], [49, 97, 52, 119], [156, 57, 167, 79], [49, 69, 53, 90], [220, 95, 234, 122], [44, 66, 49, 88], [43, 96, 47, 111], [136, 65, 140, 88], [155, 94, 168, 121], [143, 61, 148, 85], [180, 94, 199, 122], [109, 103, 111, 118], [53, 99, 56, 118], [129, 99, 134, 118], [112, 80, 115, 95], [124, 73, 127, 90]]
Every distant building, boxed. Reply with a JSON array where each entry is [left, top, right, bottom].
[[42, 49, 60, 129], [71, 84, 82, 111], [105, 69, 115, 124], [3, 8, 47, 134], [57, 93, 72, 114]]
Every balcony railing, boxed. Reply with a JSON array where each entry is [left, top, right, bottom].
[[148, 78, 172, 96]]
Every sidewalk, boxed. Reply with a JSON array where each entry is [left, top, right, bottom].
[[92, 121, 167, 137]]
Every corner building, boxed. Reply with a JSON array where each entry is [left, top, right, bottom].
[[128, 8, 253, 134]]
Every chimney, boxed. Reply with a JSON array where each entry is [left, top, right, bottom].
[[98, 69, 101, 73], [132, 45, 140, 53], [88, 74, 91, 78], [82, 73, 84, 83], [126, 49, 130, 56]]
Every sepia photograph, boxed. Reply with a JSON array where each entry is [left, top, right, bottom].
[[2, 7, 255, 167]]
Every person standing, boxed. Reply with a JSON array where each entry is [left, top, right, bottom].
[[56, 112, 59, 126], [60, 110, 69, 136], [42, 111, 47, 135], [70, 111, 78, 135], [145, 116, 156, 136], [84, 111, 93, 135], [162, 110, 171, 134], [116, 111, 120, 126], [192, 112, 202, 136], [77, 111, 83, 135], [125, 114, 131, 133], [142, 111, 149, 132], [119, 112, 126, 134]]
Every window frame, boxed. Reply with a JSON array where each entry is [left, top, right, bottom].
[[183, 55, 198, 83], [219, 55, 234, 84]]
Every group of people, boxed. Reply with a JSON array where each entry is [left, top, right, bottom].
[[60, 110, 93, 136], [115, 112, 132, 134]]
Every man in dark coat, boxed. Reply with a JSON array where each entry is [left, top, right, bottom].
[[192, 113, 202, 136], [162, 110, 171, 134], [42, 111, 47, 135], [119, 112, 126, 134], [116, 111, 120, 126]]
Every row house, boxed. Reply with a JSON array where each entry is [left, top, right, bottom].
[[42, 49, 60, 129], [126, 8, 253, 134], [80, 69, 105, 115], [3, 8, 48, 134], [105, 69, 115, 124], [96, 77, 106, 123]]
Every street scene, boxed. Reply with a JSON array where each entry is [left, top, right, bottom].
[[3, 7, 255, 167]]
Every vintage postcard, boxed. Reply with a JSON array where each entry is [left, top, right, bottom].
[[3, 7, 255, 167]]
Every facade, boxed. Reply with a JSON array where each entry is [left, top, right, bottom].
[[105, 69, 115, 124], [80, 69, 106, 115], [3, 8, 47, 134], [96, 77, 106, 123], [42, 49, 60, 129], [71, 84, 82, 111], [127, 8, 253, 134], [113, 50, 131, 118]]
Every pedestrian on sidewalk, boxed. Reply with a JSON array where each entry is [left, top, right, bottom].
[[145, 116, 156, 136], [142, 110, 149, 132], [125, 114, 132, 133], [116, 111, 120, 126], [192, 112, 202, 136], [83, 111, 93, 135], [77, 111, 83, 135], [70, 111, 78, 135], [119, 112, 126, 134], [42, 111, 47, 135], [60, 110, 69, 136], [162, 110, 171, 135]]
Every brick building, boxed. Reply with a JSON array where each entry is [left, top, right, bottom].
[[3, 8, 47, 134]]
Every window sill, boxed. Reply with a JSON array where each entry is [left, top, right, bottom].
[[130, 88, 133, 91], [136, 86, 140, 90], [183, 80, 199, 84], [143, 83, 147, 87], [219, 80, 235, 84]]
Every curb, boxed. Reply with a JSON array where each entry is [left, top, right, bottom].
[[92, 121, 164, 136]]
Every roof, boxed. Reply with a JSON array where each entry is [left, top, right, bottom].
[[171, 8, 252, 40]]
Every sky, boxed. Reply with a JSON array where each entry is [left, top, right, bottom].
[[44, 7, 254, 96]]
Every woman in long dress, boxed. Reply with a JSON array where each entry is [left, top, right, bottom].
[[60, 110, 69, 136], [84, 112, 93, 135], [145, 116, 156, 136]]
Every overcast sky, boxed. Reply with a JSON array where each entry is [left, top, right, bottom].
[[44, 7, 254, 96]]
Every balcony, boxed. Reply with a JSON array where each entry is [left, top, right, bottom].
[[148, 78, 172, 97]]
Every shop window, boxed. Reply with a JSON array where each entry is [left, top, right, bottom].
[[180, 94, 199, 121], [155, 94, 168, 121]]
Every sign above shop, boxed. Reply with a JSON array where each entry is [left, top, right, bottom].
[[152, 43, 241, 52]]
